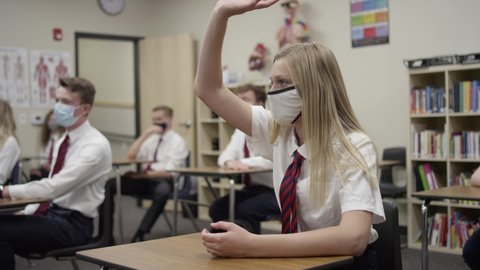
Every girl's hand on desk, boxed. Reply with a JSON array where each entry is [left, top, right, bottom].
[[225, 160, 249, 170], [202, 221, 255, 257]]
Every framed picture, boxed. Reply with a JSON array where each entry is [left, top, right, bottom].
[[351, 0, 389, 48]]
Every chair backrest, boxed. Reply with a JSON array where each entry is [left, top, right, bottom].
[[371, 200, 403, 270], [5, 161, 20, 185], [178, 152, 194, 198], [94, 178, 116, 245], [380, 147, 406, 185]]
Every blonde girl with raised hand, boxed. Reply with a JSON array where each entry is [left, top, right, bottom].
[[194, 0, 385, 269], [0, 99, 20, 184]]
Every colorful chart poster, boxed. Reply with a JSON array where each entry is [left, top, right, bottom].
[[0, 47, 29, 108], [351, 0, 389, 48], [30, 50, 72, 107]]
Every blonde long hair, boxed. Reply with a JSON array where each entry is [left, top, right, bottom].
[[0, 99, 17, 148], [269, 43, 377, 204]]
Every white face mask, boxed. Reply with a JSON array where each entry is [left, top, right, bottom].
[[267, 86, 302, 125]]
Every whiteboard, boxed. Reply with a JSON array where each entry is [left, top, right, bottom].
[[89, 105, 135, 138]]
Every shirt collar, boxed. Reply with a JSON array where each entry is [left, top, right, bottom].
[[288, 128, 309, 160], [66, 120, 91, 143]]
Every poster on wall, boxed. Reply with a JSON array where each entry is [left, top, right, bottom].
[[0, 47, 29, 108], [351, 0, 389, 48], [30, 50, 72, 107]]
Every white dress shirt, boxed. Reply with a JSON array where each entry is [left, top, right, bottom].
[[9, 121, 112, 218], [0, 136, 21, 184], [137, 129, 189, 172], [249, 106, 385, 243], [218, 129, 273, 188], [39, 133, 62, 166]]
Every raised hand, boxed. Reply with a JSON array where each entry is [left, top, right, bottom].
[[214, 0, 279, 18]]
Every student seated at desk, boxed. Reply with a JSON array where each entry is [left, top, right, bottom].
[[30, 109, 65, 180], [119, 105, 188, 242], [462, 167, 480, 270], [194, 1, 385, 268], [0, 77, 112, 270], [0, 99, 21, 185], [210, 84, 280, 234]]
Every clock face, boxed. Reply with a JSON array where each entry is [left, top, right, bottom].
[[98, 0, 125, 16]]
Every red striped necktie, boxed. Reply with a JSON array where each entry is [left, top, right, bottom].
[[34, 134, 70, 215], [243, 140, 251, 186], [145, 137, 162, 172], [280, 150, 305, 233]]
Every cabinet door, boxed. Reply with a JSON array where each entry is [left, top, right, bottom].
[[139, 33, 196, 163]]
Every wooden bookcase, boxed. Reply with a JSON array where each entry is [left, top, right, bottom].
[[407, 63, 480, 254], [195, 82, 270, 221]]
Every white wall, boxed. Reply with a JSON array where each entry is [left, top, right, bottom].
[[150, 0, 480, 155], [0, 0, 154, 157], [2, 0, 480, 158]]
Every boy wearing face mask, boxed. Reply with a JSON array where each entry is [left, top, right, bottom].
[[118, 105, 188, 242], [0, 78, 112, 270]]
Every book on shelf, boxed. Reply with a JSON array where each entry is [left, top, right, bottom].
[[416, 163, 441, 191], [410, 86, 446, 114], [451, 80, 480, 113]]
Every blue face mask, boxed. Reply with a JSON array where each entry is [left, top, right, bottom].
[[54, 102, 79, 127]]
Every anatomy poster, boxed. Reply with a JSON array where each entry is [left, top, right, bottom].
[[30, 50, 71, 107], [0, 47, 29, 107]]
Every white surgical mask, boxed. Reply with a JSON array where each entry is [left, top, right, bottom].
[[267, 86, 302, 125], [54, 102, 79, 127]]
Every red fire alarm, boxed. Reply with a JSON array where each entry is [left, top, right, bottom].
[[53, 28, 63, 41]]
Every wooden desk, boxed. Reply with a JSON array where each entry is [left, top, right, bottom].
[[167, 167, 272, 236], [412, 186, 480, 270], [77, 233, 353, 270], [0, 198, 47, 212], [112, 159, 152, 243]]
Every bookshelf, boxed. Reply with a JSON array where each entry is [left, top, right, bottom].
[[407, 63, 480, 254], [195, 82, 270, 220]]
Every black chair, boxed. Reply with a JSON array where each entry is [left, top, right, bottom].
[[371, 200, 403, 270], [379, 147, 407, 198], [5, 161, 20, 185], [20, 178, 116, 270]]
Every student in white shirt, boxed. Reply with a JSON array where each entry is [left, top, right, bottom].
[[210, 84, 279, 234], [194, 1, 385, 269], [0, 78, 112, 270], [0, 99, 21, 185], [120, 105, 188, 242], [30, 109, 65, 180], [463, 167, 480, 269]]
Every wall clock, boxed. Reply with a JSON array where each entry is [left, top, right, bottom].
[[98, 0, 125, 16]]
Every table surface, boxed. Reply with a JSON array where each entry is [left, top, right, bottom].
[[167, 166, 272, 177], [0, 198, 47, 209], [112, 159, 152, 166], [412, 185, 480, 201], [77, 233, 353, 270]]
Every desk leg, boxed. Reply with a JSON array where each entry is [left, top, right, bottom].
[[228, 179, 235, 222], [114, 165, 124, 243], [172, 175, 180, 236], [421, 199, 431, 270]]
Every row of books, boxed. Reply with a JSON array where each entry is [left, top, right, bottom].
[[411, 129, 446, 159], [451, 130, 480, 159], [419, 212, 480, 249], [415, 163, 441, 191], [450, 80, 480, 113], [450, 212, 479, 249], [410, 86, 445, 114]]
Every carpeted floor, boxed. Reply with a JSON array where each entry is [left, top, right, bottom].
[[14, 196, 470, 270]]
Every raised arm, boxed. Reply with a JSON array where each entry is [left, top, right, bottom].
[[193, 0, 278, 135]]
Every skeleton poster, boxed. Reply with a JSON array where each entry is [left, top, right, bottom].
[[0, 47, 29, 107], [30, 50, 71, 107]]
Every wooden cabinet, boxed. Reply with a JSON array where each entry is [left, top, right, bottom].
[[407, 64, 480, 254]]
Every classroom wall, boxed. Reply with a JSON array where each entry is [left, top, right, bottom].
[[0, 0, 154, 159], [149, 0, 480, 155]]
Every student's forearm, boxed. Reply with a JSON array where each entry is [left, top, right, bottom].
[[251, 226, 368, 257], [471, 167, 480, 187], [127, 134, 149, 160]]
